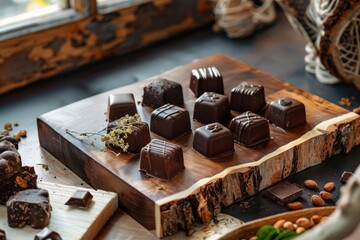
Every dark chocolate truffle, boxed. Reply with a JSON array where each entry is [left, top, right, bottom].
[[193, 123, 234, 158], [106, 117, 151, 154], [107, 93, 137, 122], [230, 82, 266, 113], [0, 166, 38, 205], [150, 104, 191, 139], [229, 111, 270, 147], [142, 78, 184, 108], [268, 97, 306, 130], [65, 190, 93, 208], [6, 189, 51, 229], [0, 140, 21, 181], [193, 92, 230, 124], [190, 67, 224, 97], [139, 139, 184, 180], [35, 227, 62, 240], [264, 181, 303, 206]]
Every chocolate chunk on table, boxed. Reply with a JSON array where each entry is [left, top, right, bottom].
[[193, 92, 230, 124], [340, 171, 353, 183], [35, 227, 62, 240], [65, 190, 93, 208], [7, 188, 51, 229], [0, 228, 6, 240], [107, 93, 137, 122], [264, 181, 303, 206], [230, 82, 266, 113], [190, 66, 224, 97]]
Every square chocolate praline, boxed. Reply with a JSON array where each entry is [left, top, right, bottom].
[[268, 97, 306, 130], [193, 92, 230, 124], [230, 82, 266, 113], [139, 139, 184, 180], [193, 123, 234, 158], [150, 104, 191, 139], [107, 93, 137, 122], [142, 78, 184, 108], [190, 67, 224, 97], [230, 111, 270, 147]]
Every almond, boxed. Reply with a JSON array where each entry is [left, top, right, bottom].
[[311, 215, 322, 224], [320, 191, 332, 200], [287, 202, 303, 210], [311, 195, 325, 207], [296, 217, 311, 229], [324, 182, 335, 191], [273, 219, 286, 229], [304, 179, 318, 189]]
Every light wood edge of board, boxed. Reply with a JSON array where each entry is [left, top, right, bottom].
[[154, 112, 359, 238], [38, 181, 119, 240], [219, 206, 336, 240]]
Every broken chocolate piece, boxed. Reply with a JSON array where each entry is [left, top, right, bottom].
[[0, 228, 6, 240], [35, 227, 62, 240], [264, 181, 303, 206], [340, 171, 353, 183], [0, 140, 21, 181], [65, 190, 93, 208], [6, 189, 51, 229]]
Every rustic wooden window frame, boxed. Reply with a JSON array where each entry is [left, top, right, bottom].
[[0, 0, 215, 94]]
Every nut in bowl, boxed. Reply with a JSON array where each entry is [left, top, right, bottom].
[[219, 207, 335, 240]]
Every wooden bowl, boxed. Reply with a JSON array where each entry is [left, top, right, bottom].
[[219, 207, 336, 240]]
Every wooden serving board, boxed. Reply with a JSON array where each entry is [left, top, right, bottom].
[[37, 54, 360, 238], [0, 182, 118, 240]]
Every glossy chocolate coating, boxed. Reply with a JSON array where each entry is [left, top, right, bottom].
[[340, 171, 353, 183], [7, 189, 51, 229], [0, 139, 22, 181], [229, 111, 270, 147], [190, 67, 224, 97], [264, 181, 303, 206], [268, 97, 306, 130], [107, 120, 151, 153], [193, 92, 230, 124], [139, 139, 184, 180], [150, 104, 191, 139], [230, 82, 266, 113], [0, 166, 38, 205], [35, 227, 62, 240], [142, 78, 184, 108], [193, 123, 234, 158], [107, 93, 137, 122], [65, 190, 93, 208], [0, 228, 6, 240]]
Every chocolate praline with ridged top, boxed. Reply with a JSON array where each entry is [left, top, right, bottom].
[[190, 66, 224, 97], [230, 82, 266, 113]]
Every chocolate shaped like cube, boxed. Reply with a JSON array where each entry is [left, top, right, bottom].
[[139, 139, 184, 180], [193, 123, 234, 158], [107, 93, 137, 122], [190, 67, 224, 97], [65, 190, 93, 208], [268, 97, 306, 130], [142, 78, 184, 108], [230, 111, 270, 147], [35, 227, 62, 240], [230, 82, 266, 113], [193, 92, 230, 124], [6, 189, 51, 229], [150, 104, 191, 139], [106, 118, 151, 154]]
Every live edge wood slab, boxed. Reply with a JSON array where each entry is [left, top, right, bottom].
[[37, 54, 360, 238]]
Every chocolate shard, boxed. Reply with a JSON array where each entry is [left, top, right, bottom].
[[65, 190, 93, 208], [139, 139, 185, 180], [264, 181, 303, 206], [0, 166, 38, 205], [142, 78, 184, 108], [268, 97, 306, 130], [107, 93, 137, 122], [106, 119, 151, 153], [0, 228, 6, 240], [150, 104, 191, 139], [229, 111, 270, 147], [190, 67, 224, 97], [193, 92, 230, 124], [6, 189, 51, 229], [230, 82, 266, 113], [193, 123, 234, 158], [35, 227, 62, 240], [340, 171, 353, 183]]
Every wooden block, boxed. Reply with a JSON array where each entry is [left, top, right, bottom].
[[37, 54, 360, 238], [0, 182, 118, 240]]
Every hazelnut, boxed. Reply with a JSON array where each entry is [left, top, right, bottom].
[[283, 221, 294, 231]]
